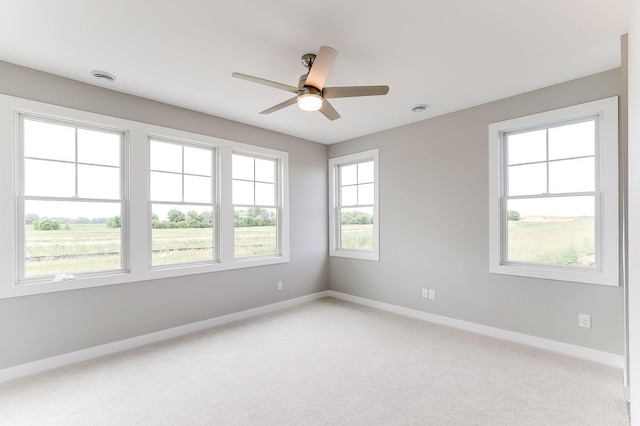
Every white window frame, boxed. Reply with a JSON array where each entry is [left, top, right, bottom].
[[17, 114, 128, 282], [231, 151, 284, 260], [329, 149, 380, 261], [488, 96, 619, 286], [0, 94, 289, 299], [148, 136, 218, 268]]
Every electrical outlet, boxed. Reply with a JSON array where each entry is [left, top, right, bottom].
[[428, 289, 436, 300], [277, 281, 283, 291], [579, 314, 591, 329], [421, 288, 429, 299]]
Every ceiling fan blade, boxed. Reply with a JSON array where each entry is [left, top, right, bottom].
[[260, 96, 298, 115], [232, 72, 298, 93], [323, 85, 390, 99], [305, 46, 338, 91], [319, 100, 341, 121]]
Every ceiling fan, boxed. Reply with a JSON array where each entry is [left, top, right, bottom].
[[232, 46, 389, 121]]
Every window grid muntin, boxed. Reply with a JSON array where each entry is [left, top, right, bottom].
[[148, 137, 217, 267], [232, 153, 278, 208], [18, 114, 126, 281], [505, 117, 597, 196], [501, 115, 601, 270], [338, 160, 375, 208], [336, 159, 375, 253]]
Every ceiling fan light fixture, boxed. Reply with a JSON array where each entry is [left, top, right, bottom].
[[297, 93, 323, 111]]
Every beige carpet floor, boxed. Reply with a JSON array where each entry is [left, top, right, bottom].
[[0, 297, 629, 425]]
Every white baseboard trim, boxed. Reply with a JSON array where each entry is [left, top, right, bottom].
[[0, 291, 329, 384], [328, 290, 624, 368]]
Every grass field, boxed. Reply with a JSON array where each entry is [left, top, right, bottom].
[[24, 219, 595, 277], [507, 219, 594, 266], [340, 224, 374, 250], [24, 224, 277, 277]]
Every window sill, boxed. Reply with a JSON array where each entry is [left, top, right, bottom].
[[2, 255, 289, 299], [330, 249, 379, 261], [490, 262, 618, 286]]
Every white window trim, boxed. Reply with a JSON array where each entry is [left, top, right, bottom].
[[147, 136, 218, 268], [0, 94, 289, 299], [488, 96, 619, 286], [231, 151, 285, 260], [17, 114, 129, 282], [329, 149, 380, 261]]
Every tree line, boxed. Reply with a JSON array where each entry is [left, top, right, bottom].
[[26, 213, 108, 226], [341, 211, 373, 225], [30, 207, 278, 231]]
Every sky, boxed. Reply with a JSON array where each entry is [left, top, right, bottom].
[[505, 118, 596, 218], [22, 122, 279, 220], [21, 115, 597, 220]]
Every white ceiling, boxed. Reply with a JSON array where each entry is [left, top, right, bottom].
[[0, 1, 628, 144]]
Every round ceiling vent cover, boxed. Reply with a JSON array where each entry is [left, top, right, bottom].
[[91, 70, 116, 83]]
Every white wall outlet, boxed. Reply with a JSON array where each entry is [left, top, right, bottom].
[[277, 281, 283, 291], [428, 289, 436, 300], [421, 288, 429, 299], [578, 314, 591, 329]]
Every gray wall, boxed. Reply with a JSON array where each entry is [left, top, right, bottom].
[[328, 69, 625, 355], [0, 61, 329, 369], [0, 60, 625, 371]]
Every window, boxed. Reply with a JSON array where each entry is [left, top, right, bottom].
[[489, 97, 618, 285], [19, 115, 125, 281], [0, 94, 289, 299], [232, 153, 280, 258], [149, 138, 216, 266], [329, 149, 379, 261]]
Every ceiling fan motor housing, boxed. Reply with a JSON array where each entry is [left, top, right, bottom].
[[297, 86, 322, 98], [301, 53, 316, 70]]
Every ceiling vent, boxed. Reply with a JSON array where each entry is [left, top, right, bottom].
[[411, 104, 428, 113], [91, 70, 116, 83]]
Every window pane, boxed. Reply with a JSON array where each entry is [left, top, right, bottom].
[[24, 200, 122, 278], [507, 129, 546, 165], [255, 158, 275, 183], [78, 129, 120, 166], [358, 161, 374, 184], [341, 185, 357, 206], [340, 207, 374, 251], [232, 154, 254, 180], [508, 163, 546, 196], [151, 204, 214, 266], [234, 207, 277, 257], [233, 180, 254, 205], [255, 182, 275, 206], [25, 159, 75, 197], [184, 175, 211, 203], [506, 196, 595, 267], [341, 164, 357, 186], [150, 171, 182, 202], [78, 165, 120, 199], [150, 140, 182, 173], [23, 119, 76, 162], [548, 120, 595, 160], [184, 146, 211, 176], [358, 183, 374, 205], [548, 158, 594, 193], [78, 164, 120, 200]]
